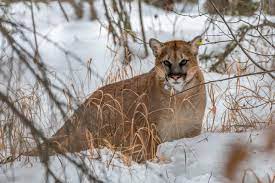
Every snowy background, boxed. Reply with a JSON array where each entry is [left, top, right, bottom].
[[0, 0, 274, 182]]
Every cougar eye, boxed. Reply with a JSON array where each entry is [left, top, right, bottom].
[[179, 59, 188, 66], [163, 60, 172, 67]]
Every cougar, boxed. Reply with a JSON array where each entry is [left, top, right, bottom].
[[24, 36, 206, 163]]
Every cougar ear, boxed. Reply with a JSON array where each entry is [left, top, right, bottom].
[[190, 36, 203, 55], [186, 67, 199, 83], [149, 38, 163, 57]]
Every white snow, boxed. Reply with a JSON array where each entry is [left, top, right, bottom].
[[1, 130, 274, 183], [0, 1, 274, 183]]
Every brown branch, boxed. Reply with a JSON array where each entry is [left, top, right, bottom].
[[57, 0, 70, 22], [138, 0, 148, 57], [103, 0, 118, 45], [173, 69, 275, 97], [1, 18, 103, 81], [0, 24, 67, 118], [209, 25, 251, 72], [0, 92, 47, 141], [30, 0, 40, 63], [208, 0, 275, 79]]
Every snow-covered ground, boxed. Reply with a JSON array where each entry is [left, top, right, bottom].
[[0, 1, 274, 182], [1, 129, 274, 183]]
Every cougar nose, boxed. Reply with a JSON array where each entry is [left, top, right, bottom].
[[170, 75, 181, 80]]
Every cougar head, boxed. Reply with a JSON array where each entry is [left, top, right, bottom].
[[149, 36, 202, 93]]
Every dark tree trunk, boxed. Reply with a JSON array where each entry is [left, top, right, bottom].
[[87, 0, 98, 20], [269, 0, 275, 15], [138, 0, 148, 58]]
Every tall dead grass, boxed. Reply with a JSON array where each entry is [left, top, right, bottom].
[[204, 73, 274, 133]]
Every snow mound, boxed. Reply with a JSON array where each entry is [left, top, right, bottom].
[[1, 130, 274, 183]]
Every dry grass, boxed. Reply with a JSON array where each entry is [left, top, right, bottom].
[[0, 86, 43, 161], [0, 29, 274, 167], [0, 44, 156, 165], [203, 73, 274, 133]]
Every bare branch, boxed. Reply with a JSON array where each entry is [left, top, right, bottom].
[[173, 69, 275, 97], [208, 0, 275, 79]]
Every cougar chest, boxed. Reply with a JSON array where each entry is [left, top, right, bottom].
[[155, 90, 202, 142]]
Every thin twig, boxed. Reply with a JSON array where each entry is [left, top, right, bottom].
[[208, 0, 275, 79], [57, 0, 69, 22], [173, 69, 275, 97]]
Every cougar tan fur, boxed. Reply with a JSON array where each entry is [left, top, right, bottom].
[[25, 36, 206, 163]]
